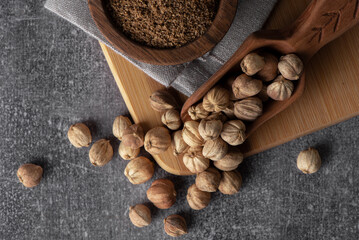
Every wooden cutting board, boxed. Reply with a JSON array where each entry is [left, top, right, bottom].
[[100, 0, 359, 175]]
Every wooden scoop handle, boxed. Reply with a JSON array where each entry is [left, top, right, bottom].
[[286, 0, 359, 60]]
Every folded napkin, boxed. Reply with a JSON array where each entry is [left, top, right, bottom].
[[45, 0, 277, 96]]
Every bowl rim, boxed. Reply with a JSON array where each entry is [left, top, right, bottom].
[[88, 0, 238, 65]]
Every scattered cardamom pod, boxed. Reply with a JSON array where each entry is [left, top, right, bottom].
[[67, 123, 92, 148], [89, 139, 113, 167], [17, 163, 43, 188]]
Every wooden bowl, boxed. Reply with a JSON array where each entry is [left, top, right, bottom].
[[88, 0, 238, 65]]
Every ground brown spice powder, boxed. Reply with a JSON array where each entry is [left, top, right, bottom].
[[106, 0, 219, 49]]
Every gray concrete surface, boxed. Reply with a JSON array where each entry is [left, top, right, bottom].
[[0, 1, 358, 239]]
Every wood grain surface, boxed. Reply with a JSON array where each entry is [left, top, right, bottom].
[[101, 0, 359, 175], [89, 0, 238, 65]]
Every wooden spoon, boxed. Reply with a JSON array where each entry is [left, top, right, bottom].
[[181, 0, 359, 138]]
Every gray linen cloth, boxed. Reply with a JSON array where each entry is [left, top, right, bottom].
[[45, 0, 277, 96]]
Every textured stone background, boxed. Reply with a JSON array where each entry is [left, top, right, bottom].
[[0, 1, 358, 239]]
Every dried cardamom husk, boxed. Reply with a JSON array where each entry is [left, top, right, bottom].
[[89, 139, 113, 166], [186, 184, 211, 210], [240, 52, 265, 76], [218, 170, 242, 195], [195, 167, 221, 192], [119, 141, 140, 160], [214, 150, 243, 171], [67, 123, 92, 148], [144, 127, 171, 155], [233, 97, 263, 121], [17, 163, 43, 188], [202, 138, 228, 161], [220, 120, 246, 146], [232, 74, 263, 99], [188, 102, 209, 120], [147, 179, 176, 209], [202, 86, 230, 112], [124, 157, 154, 184], [149, 90, 178, 112], [267, 75, 294, 101], [122, 124, 144, 149], [257, 52, 278, 81], [182, 121, 204, 147], [171, 130, 188, 156], [112, 116, 132, 141], [163, 215, 187, 237], [297, 147, 321, 174], [206, 112, 228, 122], [161, 109, 182, 130], [222, 101, 235, 119], [183, 147, 209, 173], [129, 204, 151, 228], [278, 54, 304, 80], [198, 119, 223, 141]]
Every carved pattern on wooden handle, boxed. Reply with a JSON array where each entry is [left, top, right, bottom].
[[309, 0, 359, 43]]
